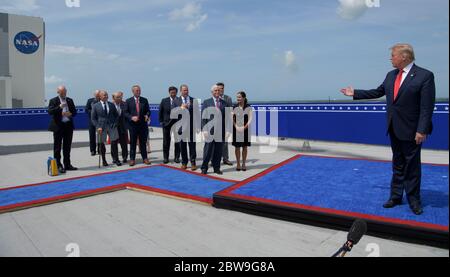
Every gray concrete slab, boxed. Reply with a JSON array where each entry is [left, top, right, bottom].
[[0, 129, 448, 257], [0, 190, 447, 257]]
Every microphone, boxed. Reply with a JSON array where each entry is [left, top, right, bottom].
[[332, 219, 367, 257]]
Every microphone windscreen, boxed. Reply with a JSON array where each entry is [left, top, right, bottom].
[[347, 219, 367, 245]]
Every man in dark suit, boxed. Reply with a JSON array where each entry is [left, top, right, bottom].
[[178, 84, 198, 171], [85, 90, 100, 156], [112, 91, 129, 164], [201, 85, 227, 175], [91, 90, 120, 166], [341, 43, 436, 215], [217, 82, 233, 166], [48, 85, 78, 173], [124, 85, 151, 166], [159, 86, 181, 164]]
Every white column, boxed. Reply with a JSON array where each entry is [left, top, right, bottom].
[[0, 75, 12, 108]]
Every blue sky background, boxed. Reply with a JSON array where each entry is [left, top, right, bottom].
[[1, 0, 448, 105]]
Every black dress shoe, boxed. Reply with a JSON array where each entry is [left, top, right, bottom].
[[214, 170, 223, 175], [65, 165, 78, 171], [163, 159, 169, 164], [411, 205, 423, 215], [114, 161, 122, 166], [383, 199, 402, 208], [58, 166, 66, 174], [91, 152, 96, 156], [122, 159, 128, 164], [223, 160, 233, 166], [102, 161, 109, 167], [174, 158, 180, 164], [201, 170, 208, 175]]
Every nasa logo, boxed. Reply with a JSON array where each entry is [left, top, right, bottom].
[[14, 31, 41, 54]]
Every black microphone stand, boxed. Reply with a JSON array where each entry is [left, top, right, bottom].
[[331, 241, 354, 257]]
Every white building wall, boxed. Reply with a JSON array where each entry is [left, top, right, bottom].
[[0, 76, 12, 108], [7, 13, 45, 108]]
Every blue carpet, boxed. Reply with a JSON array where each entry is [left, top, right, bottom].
[[232, 156, 449, 227], [0, 166, 233, 207]]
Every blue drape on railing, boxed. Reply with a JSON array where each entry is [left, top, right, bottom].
[[0, 102, 448, 150]]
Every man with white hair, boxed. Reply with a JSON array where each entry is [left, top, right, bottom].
[[341, 43, 436, 215], [124, 85, 151, 166], [200, 85, 227, 175], [91, 90, 120, 166], [48, 85, 78, 173], [112, 91, 129, 164]]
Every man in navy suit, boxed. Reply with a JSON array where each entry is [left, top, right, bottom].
[[178, 84, 198, 171], [341, 43, 436, 215], [124, 85, 151, 166], [85, 90, 100, 156], [159, 86, 181, 164], [216, 82, 233, 166], [112, 91, 129, 164], [201, 85, 227, 175], [48, 85, 78, 173]]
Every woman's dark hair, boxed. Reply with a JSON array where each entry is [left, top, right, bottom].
[[237, 91, 248, 107]]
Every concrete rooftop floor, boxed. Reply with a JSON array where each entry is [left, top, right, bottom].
[[0, 128, 448, 257]]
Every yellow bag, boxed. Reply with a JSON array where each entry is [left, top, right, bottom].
[[47, 157, 59, 176]]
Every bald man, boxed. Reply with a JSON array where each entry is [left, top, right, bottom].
[[48, 85, 78, 173], [86, 90, 100, 156]]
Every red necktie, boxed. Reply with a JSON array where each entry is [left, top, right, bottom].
[[215, 98, 220, 109], [393, 69, 404, 101], [135, 97, 140, 116]]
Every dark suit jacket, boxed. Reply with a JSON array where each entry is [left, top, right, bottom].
[[159, 97, 182, 128], [114, 101, 128, 134], [222, 94, 233, 108], [354, 64, 436, 141], [48, 96, 77, 132], [91, 101, 119, 130], [85, 98, 98, 125], [202, 97, 227, 140], [179, 95, 199, 137], [124, 96, 150, 128]]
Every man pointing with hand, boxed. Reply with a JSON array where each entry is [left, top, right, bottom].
[[341, 43, 436, 215]]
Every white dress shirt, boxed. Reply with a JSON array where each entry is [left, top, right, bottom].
[[101, 101, 109, 115], [115, 103, 121, 116], [170, 97, 177, 107], [59, 96, 70, 123], [400, 62, 414, 86], [181, 96, 189, 106]]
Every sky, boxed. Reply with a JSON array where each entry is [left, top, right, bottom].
[[1, 0, 449, 105]]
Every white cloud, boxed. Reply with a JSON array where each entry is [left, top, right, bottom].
[[47, 44, 95, 55], [46, 44, 131, 62], [168, 2, 208, 32], [0, 0, 39, 13], [45, 75, 65, 85], [169, 2, 201, 21], [284, 50, 298, 72], [186, 14, 208, 32], [337, 0, 368, 20]]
